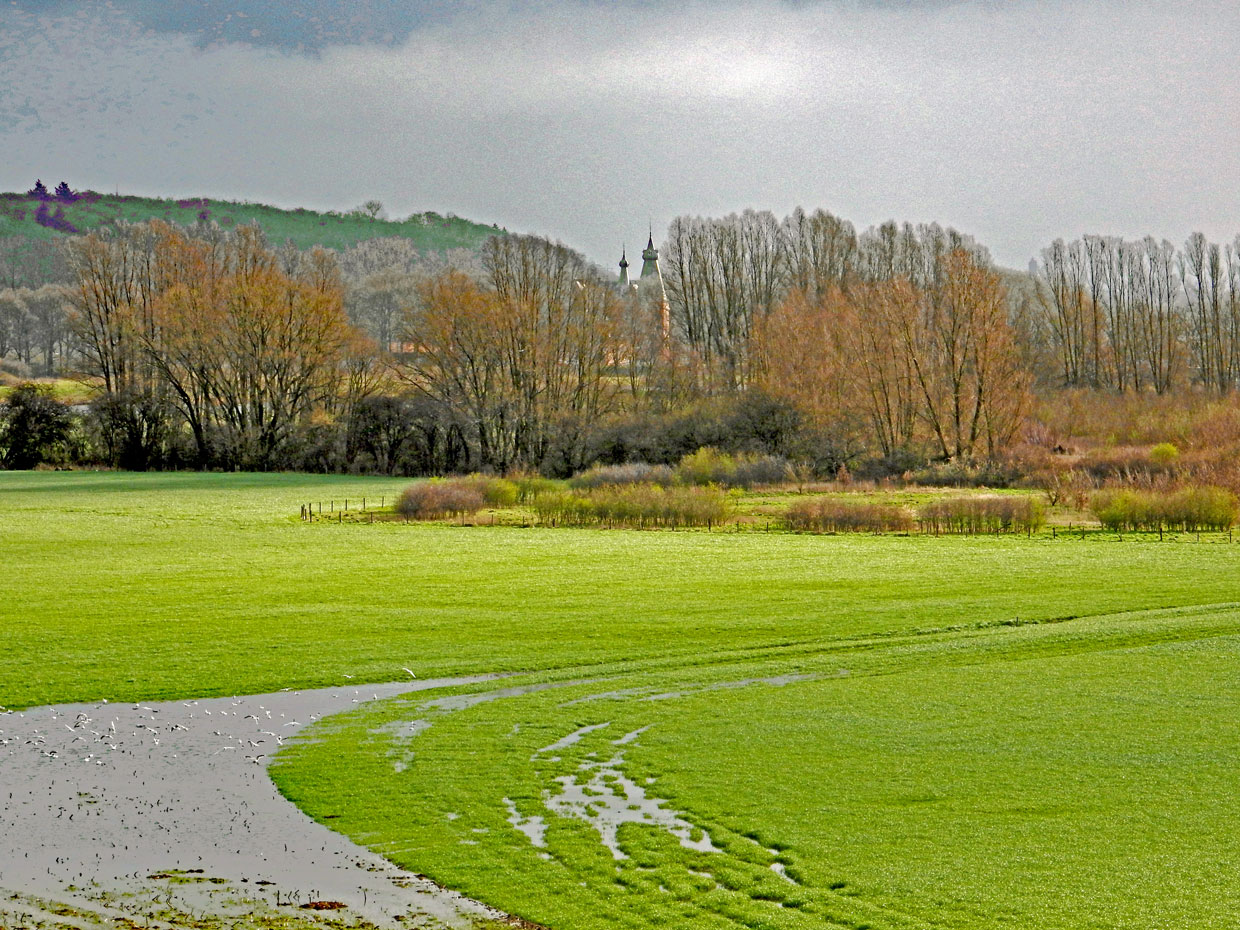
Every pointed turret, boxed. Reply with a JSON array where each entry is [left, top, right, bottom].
[[618, 247, 629, 286], [636, 228, 670, 344], [639, 231, 659, 280]]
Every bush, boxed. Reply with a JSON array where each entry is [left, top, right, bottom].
[[674, 448, 790, 489], [282, 421, 347, 474], [785, 497, 913, 534], [907, 459, 1022, 488], [1077, 446, 1172, 483], [569, 462, 675, 489], [1036, 467, 1094, 509], [733, 455, 791, 488], [509, 471, 558, 502], [0, 358, 32, 380], [1090, 486, 1238, 532], [395, 479, 486, 520], [675, 447, 737, 486], [87, 389, 176, 471], [917, 496, 1046, 535], [1150, 442, 1180, 466], [583, 392, 804, 467], [460, 475, 518, 507], [0, 382, 74, 469]]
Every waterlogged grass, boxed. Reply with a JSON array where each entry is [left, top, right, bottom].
[[4, 471, 1240, 709], [275, 607, 1240, 929]]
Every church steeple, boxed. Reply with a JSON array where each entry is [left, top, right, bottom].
[[634, 227, 670, 344], [640, 229, 659, 280], [618, 246, 629, 286]]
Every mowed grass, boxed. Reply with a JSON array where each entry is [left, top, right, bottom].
[[4, 470, 1240, 709], [275, 606, 1240, 929]]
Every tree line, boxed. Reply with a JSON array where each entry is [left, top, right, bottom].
[[1037, 233, 1240, 395], [3, 210, 1240, 477]]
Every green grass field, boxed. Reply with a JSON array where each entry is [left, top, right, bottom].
[[0, 376, 98, 404], [275, 609, 1240, 929], [0, 191, 500, 252], [6, 471, 1240, 928]]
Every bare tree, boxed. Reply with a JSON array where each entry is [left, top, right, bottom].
[[886, 251, 1029, 460]]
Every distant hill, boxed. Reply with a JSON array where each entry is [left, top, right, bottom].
[[0, 189, 503, 253]]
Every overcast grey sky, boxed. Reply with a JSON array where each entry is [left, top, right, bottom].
[[2, 0, 1237, 269]]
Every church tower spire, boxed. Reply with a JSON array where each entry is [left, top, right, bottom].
[[636, 227, 670, 344], [640, 228, 659, 280], [618, 246, 629, 286]]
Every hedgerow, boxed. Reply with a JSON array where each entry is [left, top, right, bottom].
[[1090, 486, 1239, 532], [785, 498, 913, 534], [917, 496, 1046, 535], [532, 484, 729, 529]]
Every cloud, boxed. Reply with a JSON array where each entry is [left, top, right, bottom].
[[2, 0, 1238, 268]]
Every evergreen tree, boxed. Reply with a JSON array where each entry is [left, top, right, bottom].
[[26, 179, 49, 200]]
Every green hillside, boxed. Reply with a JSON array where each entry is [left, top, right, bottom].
[[0, 189, 503, 252]]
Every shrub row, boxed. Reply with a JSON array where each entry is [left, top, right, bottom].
[[917, 496, 1046, 535], [532, 484, 729, 529], [784, 495, 1045, 535], [785, 498, 913, 534], [1089, 486, 1239, 532], [570, 448, 789, 491]]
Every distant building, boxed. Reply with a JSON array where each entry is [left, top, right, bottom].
[[618, 233, 670, 341]]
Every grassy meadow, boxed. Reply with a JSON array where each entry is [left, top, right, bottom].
[[0, 191, 500, 252], [6, 471, 1240, 928], [0, 376, 98, 403]]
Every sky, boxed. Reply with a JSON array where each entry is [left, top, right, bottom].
[[2, 0, 1238, 270]]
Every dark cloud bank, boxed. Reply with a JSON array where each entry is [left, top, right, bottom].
[[2, 0, 1237, 268]]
